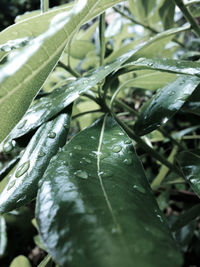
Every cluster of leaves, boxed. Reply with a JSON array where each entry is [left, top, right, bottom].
[[0, 0, 200, 266]]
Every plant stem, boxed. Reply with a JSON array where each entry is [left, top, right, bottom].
[[40, 0, 49, 13], [159, 128, 186, 150], [173, 0, 200, 38], [58, 61, 80, 78], [151, 146, 179, 190], [112, 112, 184, 178], [99, 13, 106, 66], [72, 109, 103, 120]]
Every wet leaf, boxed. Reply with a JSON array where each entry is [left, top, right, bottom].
[[36, 115, 182, 267], [0, 110, 71, 214], [0, 0, 125, 143], [177, 150, 200, 197], [3, 52, 131, 142], [134, 76, 200, 136], [123, 58, 200, 76]]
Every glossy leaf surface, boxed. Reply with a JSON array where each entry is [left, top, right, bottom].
[[0, 111, 71, 214], [0, 0, 125, 143], [4, 50, 133, 142], [36, 115, 182, 267], [123, 58, 200, 76], [134, 76, 200, 136], [177, 150, 200, 197]]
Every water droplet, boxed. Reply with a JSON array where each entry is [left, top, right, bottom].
[[74, 145, 82, 150], [48, 131, 56, 139], [148, 62, 153, 66], [82, 157, 91, 164], [124, 139, 132, 145], [75, 170, 88, 179], [133, 185, 146, 193], [7, 180, 16, 190], [111, 227, 118, 234], [1, 45, 11, 52], [38, 151, 46, 157], [17, 120, 27, 129], [111, 137, 117, 141], [118, 132, 124, 136], [112, 145, 122, 153], [100, 152, 109, 160], [102, 170, 113, 177], [15, 161, 30, 178], [123, 158, 132, 165], [136, 57, 146, 63], [69, 152, 73, 157], [3, 141, 13, 153], [104, 65, 109, 69], [90, 136, 95, 140]]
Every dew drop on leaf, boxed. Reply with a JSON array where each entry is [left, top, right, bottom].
[[15, 161, 30, 178], [7, 180, 16, 190], [124, 139, 132, 145], [112, 145, 122, 153], [17, 119, 27, 129], [38, 151, 46, 157], [48, 131, 56, 139], [133, 185, 146, 194], [3, 141, 13, 153], [75, 170, 88, 179], [123, 158, 132, 165], [74, 145, 82, 150], [82, 157, 91, 164]]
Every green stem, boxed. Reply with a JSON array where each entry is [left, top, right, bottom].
[[72, 109, 103, 120], [99, 13, 106, 66], [58, 61, 80, 78], [159, 128, 186, 150], [112, 112, 184, 178], [173, 0, 200, 38], [40, 0, 49, 13], [151, 146, 179, 190]]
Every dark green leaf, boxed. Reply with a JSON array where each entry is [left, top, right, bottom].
[[177, 150, 200, 197], [171, 204, 200, 232], [0, 110, 71, 214], [134, 76, 200, 136], [182, 101, 200, 116], [36, 115, 182, 267]]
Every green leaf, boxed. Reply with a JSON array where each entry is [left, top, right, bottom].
[[4, 51, 133, 142], [134, 76, 200, 136], [38, 255, 52, 267], [129, 0, 157, 23], [0, 110, 71, 214], [121, 70, 176, 90], [123, 58, 200, 76], [182, 101, 200, 116], [36, 115, 182, 267], [171, 204, 200, 231], [70, 40, 96, 60], [0, 0, 125, 143], [9, 255, 32, 267], [159, 0, 175, 29], [0, 216, 7, 257], [177, 150, 200, 197]]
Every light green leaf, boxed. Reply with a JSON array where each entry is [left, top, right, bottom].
[[9, 255, 32, 267], [0, 0, 125, 143], [134, 76, 200, 136], [0, 216, 7, 257], [38, 255, 52, 267], [0, 111, 71, 214], [36, 115, 182, 267]]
